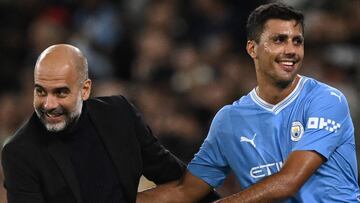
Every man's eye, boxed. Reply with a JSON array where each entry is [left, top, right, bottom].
[[35, 88, 46, 96], [294, 38, 304, 45], [273, 36, 286, 43], [56, 91, 68, 98]]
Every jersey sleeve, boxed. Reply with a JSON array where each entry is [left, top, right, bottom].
[[292, 88, 354, 160], [187, 107, 231, 188]]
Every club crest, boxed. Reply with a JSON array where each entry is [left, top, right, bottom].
[[291, 121, 304, 141]]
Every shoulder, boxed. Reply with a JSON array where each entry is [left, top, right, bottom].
[[209, 103, 241, 135], [213, 104, 236, 121], [86, 95, 130, 107], [304, 77, 345, 100], [212, 95, 251, 122], [302, 77, 350, 117], [86, 95, 135, 114], [85, 95, 143, 128], [2, 116, 41, 161], [3, 114, 42, 149], [302, 77, 346, 104]]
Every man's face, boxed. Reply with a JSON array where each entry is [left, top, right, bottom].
[[248, 19, 304, 87], [33, 63, 86, 132]]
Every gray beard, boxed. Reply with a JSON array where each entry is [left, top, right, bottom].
[[35, 97, 83, 133]]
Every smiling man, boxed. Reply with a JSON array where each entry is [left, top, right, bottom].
[[137, 3, 360, 202], [1, 44, 187, 203], [33, 45, 89, 133]]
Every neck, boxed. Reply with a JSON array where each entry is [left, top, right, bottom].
[[256, 75, 300, 105]]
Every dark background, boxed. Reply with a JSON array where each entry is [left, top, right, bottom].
[[1, 0, 360, 201]]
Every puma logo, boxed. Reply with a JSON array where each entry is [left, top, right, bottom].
[[330, 91, 341, 103], [240, 133, 257, 148]]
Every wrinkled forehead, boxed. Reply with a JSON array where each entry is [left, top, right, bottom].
[[34, 60, 80, 91], [35, 62, 73, 78]]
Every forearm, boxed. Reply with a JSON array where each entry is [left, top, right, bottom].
[[215, 172, 297, 203], [137, 181, 193, 203], [216, 151, 324, 203], [137, 171, 213, 203]]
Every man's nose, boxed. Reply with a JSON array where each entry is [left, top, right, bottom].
[[44, 95, 58, 110], [284, 42, 296, 55]]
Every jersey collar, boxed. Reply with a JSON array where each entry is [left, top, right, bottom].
[[250, 75, 308, 114]]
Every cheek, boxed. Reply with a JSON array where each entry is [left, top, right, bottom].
[[264, 45, 281, 58], [64, 95, 82, 111], [33, 96, 42, 108], [61, 100, 74, 112], [258, 49, 276, 65], [299, 48, 304, 58], [263, 42, 272, 53], [259, 43, 279, 59]]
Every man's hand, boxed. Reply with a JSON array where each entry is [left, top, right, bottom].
[[137, 171, 212, 203]]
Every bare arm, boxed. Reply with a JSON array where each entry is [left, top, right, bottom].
[[137, 170, 213, 203], [215, 150, 325, 203]]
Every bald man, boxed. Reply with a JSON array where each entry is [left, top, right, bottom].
[[1, 44, 186, 203]]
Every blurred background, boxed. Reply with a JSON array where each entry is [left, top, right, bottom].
[[0, 0, 360, 202]]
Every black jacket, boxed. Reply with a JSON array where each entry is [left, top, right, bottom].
[[2, 95, 185, 203]]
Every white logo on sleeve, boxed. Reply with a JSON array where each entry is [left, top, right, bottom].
[[307, 117, 341, 132], [330, 91, 342, 103], [240, 133, 257, 148]]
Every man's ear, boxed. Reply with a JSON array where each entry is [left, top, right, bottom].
[[246, 40, 257, 59], [81, 79, 92, 100]]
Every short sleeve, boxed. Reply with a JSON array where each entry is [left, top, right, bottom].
[[187, 107, 231, 188], [293, 88, 353, 159]]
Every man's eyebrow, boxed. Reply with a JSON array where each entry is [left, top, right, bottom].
[[294, 35, 304, 39], [270, 34, 288, 39], [271, 33, 286, 36], [34, 84, 44, 89], [54, 87, 70, 92], [271, 33, 303, 39], [34, 84, 70, 92]]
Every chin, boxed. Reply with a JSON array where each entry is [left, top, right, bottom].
[[274, 73, 297, 88], [44, 120, 67, 132], [275, 79, 293, 89]]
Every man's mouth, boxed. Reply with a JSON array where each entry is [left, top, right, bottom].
[[277, 59, 297, 72], [42, 110, 65, 123], [45, 112, 62, 117], [280, 61, 294, 66]]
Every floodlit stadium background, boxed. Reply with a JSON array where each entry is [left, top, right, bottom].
[[1, 0, 360, 201]]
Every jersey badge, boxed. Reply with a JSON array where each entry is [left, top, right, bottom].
[[291, 121, 304, 141]]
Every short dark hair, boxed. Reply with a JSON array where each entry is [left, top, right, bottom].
[[246, 2, 304, 43]]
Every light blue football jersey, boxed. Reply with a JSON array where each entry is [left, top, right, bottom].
[[188, 76, 360, 202]]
